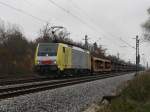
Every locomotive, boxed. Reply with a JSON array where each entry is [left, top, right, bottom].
[[34, 43, 136, 76]]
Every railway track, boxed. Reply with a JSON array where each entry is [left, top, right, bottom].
[[0, 72, 134, 100], [0, 77, 54, 86]]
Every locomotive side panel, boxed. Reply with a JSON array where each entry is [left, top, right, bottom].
[[56, 43, 72, 71], [71, 47, 91, 70]]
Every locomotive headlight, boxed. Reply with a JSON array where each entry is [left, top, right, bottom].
[[37, 60, 41, 64], [54, 60, 56, 64]]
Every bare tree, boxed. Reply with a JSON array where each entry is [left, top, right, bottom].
[[142, 8, 150, 41], [37, 23, 70, 43], [0, 20, 35, 74]]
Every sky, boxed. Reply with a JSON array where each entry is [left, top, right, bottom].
[[0, 0, 150, 67]]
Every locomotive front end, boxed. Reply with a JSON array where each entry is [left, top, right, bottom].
[[34, 43, 58, 74]]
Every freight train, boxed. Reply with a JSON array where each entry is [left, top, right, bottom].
[[34, 43, 136, 76]]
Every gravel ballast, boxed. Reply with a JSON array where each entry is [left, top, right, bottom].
[[0, 73, 135, 112]]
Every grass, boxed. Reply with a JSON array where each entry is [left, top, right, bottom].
[[97, 71, 150, 112]]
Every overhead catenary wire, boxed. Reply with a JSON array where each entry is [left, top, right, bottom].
[[66, 0, 137, 57], [120, 38, 136, 49], [47, 0, 118, 47], [70, 0, 147, 60], [47, 0, 124, 49], [0, 0, 138, 56], [0, 1, 47, 23], [12, 0, 124, 49], [0, 0, 121, 49], [47, 0, 114, 44], [69, 0, 92, 20], [47, 0, 97, 32], [66, 0, 134, 48], [0, 0, 140, 64]]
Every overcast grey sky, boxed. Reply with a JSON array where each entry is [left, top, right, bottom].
[[0, 0, 150, 66]]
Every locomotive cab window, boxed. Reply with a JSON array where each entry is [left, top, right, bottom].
[[38, 43, 58, 56]]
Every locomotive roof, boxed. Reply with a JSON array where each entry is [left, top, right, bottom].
[[38, 42, 90, 53]]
